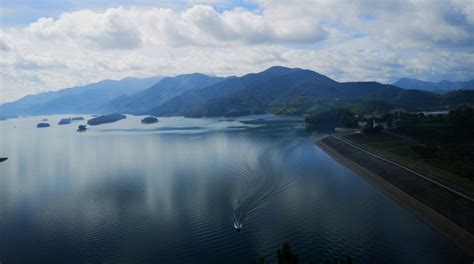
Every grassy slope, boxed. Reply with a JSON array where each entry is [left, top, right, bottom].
[[344, 132, 474, 192]]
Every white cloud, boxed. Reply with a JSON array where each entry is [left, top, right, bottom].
[[26, 8, 143, 49], [0, 0, 473, 103]]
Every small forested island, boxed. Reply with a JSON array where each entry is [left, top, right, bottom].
[[36, 122, 50, 128], [58, 118, 71, 125], [141, 116, 159, 124], [71, 117, 85, 121], [87, 113, 126, 126], [0, 157, 7, 163]]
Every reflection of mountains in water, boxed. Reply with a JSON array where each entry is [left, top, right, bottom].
[[232, 136, 299, 231]]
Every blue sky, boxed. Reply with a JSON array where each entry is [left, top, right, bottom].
[[1, 0, 473, 103]]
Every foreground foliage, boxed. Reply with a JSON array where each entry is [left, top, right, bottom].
[[255, 243, 353, 264]]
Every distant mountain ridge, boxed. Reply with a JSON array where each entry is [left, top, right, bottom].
[[0, 76, 163, 118], [393, 78, 474, 93], [2, 67, 474, 119]]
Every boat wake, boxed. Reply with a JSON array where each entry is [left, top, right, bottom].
[[230, 135, 299, 231]]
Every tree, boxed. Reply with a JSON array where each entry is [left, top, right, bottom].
[[305, 108, 358, 131], [253, 256, 266, 264], [256, 243, 354, 264], [362, 123, 384, 134], [277, 242, 299, 264]]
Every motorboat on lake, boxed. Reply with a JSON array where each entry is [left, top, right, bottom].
[[77, 125, 87, 132]]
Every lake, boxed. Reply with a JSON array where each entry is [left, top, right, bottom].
[[0, 115, 470, 263]]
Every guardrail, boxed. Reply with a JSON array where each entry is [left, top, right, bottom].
[[331, 134, 474, 203]]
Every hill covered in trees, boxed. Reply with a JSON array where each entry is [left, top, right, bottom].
[[149, 67, 474, 117]]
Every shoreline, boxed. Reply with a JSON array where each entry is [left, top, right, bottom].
[[317, 135, 474, 257]]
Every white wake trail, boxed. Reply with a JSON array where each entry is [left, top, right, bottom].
[[231, 134, 299, 231]]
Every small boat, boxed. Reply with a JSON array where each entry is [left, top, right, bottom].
[[77, 124, 87, 132], [233, 216, 242, 232], [0, 157, 8, 163]]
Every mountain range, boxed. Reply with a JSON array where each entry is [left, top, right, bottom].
[[147, 67, 474, 117], [1, 67, 474, 119], [0, 76, 163, 118], [97, 73, 225, 114], [392, 78, 474, 93]]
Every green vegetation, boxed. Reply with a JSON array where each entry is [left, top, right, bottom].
[[36, 122, 50, 128], [58, 118, 71, 125], [305, 109, 358, 131], [361, 124, 384, 134], [276, 242, 299, 264], [151, 67, 474, 118], [87, 113, 126, 126], [395, 107, 474, 143], [188, 92, 267, 117], [254, 242, 353, 264], [304, 100, 401, 132], [345, 100, 392, 115], [141, 116, 159, 124], [269, 96, 317, 115], [344, 107, 474, 192]]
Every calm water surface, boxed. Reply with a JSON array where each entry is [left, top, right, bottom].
[[0, 115, 470, 263]]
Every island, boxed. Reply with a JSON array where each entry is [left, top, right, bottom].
[[87, 113, 126, 126], [77, 125, 87, 132], [141, 116, 159, 124], [58, 118, 71, 125], [0, 157, 7, 163], [37, 122, 50, 128], [71, 117, 85, 121]]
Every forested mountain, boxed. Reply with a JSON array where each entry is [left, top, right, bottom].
[[148, 67, 474, 117], [97, 73, 225, 114], [147, 66, 337, 116]]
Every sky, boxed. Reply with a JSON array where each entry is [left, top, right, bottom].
[[1, 0, 473, 103]]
